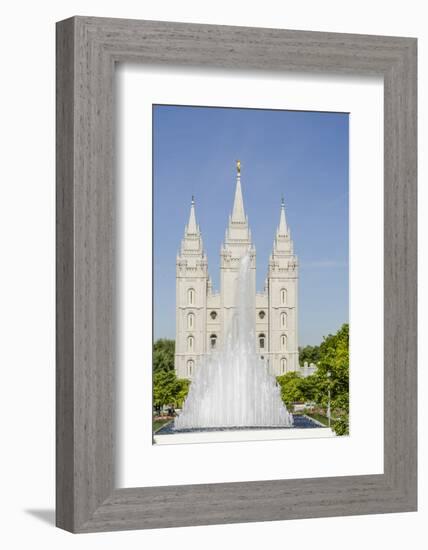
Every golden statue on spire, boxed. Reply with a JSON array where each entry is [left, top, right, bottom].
[[236, 159, 241, 175]]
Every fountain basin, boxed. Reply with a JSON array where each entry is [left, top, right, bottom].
[[153, 415, 335, 445]]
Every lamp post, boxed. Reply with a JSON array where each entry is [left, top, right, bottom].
[[326, 371, 331, 428]]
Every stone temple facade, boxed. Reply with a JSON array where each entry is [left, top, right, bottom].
[[175, 163, 299, 379]]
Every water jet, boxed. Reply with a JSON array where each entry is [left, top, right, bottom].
[[175, 253, 293, 429]]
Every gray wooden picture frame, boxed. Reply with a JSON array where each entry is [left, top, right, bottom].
[[56, 16, 417, 533]]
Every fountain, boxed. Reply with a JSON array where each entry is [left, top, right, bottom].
[[175, 252, 293, 429]]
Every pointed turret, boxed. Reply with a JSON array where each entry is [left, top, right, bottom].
[[267, 195, 299, 375], [278, 196, 288, 236], [178, 196, 206, 261], [186, 195, 198, 235], [175, 196, 209, 380], [271, 197, 293, 256]]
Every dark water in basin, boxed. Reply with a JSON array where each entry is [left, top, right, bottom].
[[157, 414, 323, 434]]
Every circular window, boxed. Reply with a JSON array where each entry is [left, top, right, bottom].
[[259, 311, 265, 319], [210, 311, 217, 320]]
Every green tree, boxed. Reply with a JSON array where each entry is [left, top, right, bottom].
[[153, 339, 175, 373], [153, 370, 177, 409], [153, 369, 190, 410], [299, 374, 317, 402], [278, 324, 349, 435], [175, 378, 191, 408], [298, 344, 321, 367], [152, 339, 190, 413], [276, 371, 318, 408], [312, 323, 349, 435], [276, 372, 305, 408]]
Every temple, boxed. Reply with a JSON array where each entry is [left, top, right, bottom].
[[174, 162, 299, 379]]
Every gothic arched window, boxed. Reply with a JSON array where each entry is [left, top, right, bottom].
[[187, 335, 194, 352], [187, 312, 194, 330], [259, 333, 266, 349], [210, 311, 217, 320], [280, 357, 287, 374], [280, 288, 287, 305], [188, 288, 195, 306], [280, 311, 287, 329], [280, 334, 287, 350], [187, 359, 194, 377], [210, 334, 217, 349], [259, 310, 266, 319]]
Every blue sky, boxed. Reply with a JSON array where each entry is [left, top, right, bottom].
[[153, 105, 349, 346]]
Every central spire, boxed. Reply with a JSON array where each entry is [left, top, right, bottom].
[[231, 160, 246, 223]]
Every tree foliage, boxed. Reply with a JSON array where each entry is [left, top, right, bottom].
[[175, 378, 191, 408], [276, 371, 317, 407], [152, 339, 189, 410], [153, 339, 175, 373], [298, 344, 321, 367], [312, 323, 349, 435], [276, 372, 305, 408], [278, 324, 349, 435], [153, 368, 190, 409]]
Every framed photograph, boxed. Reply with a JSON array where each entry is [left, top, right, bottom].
[[56, 16, 417, 532], [151, 105, 348, 447]]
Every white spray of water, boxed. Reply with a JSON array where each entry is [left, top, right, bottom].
[[175, 253, 293, 429]]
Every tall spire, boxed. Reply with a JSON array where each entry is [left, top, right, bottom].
[[222, 159, 255, 268], [186, 195, 198, 235], [231, 160, 246, 223], [278, 196, 288, 236]]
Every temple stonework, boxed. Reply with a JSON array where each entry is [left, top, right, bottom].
[[175, 164, 299, 379]]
